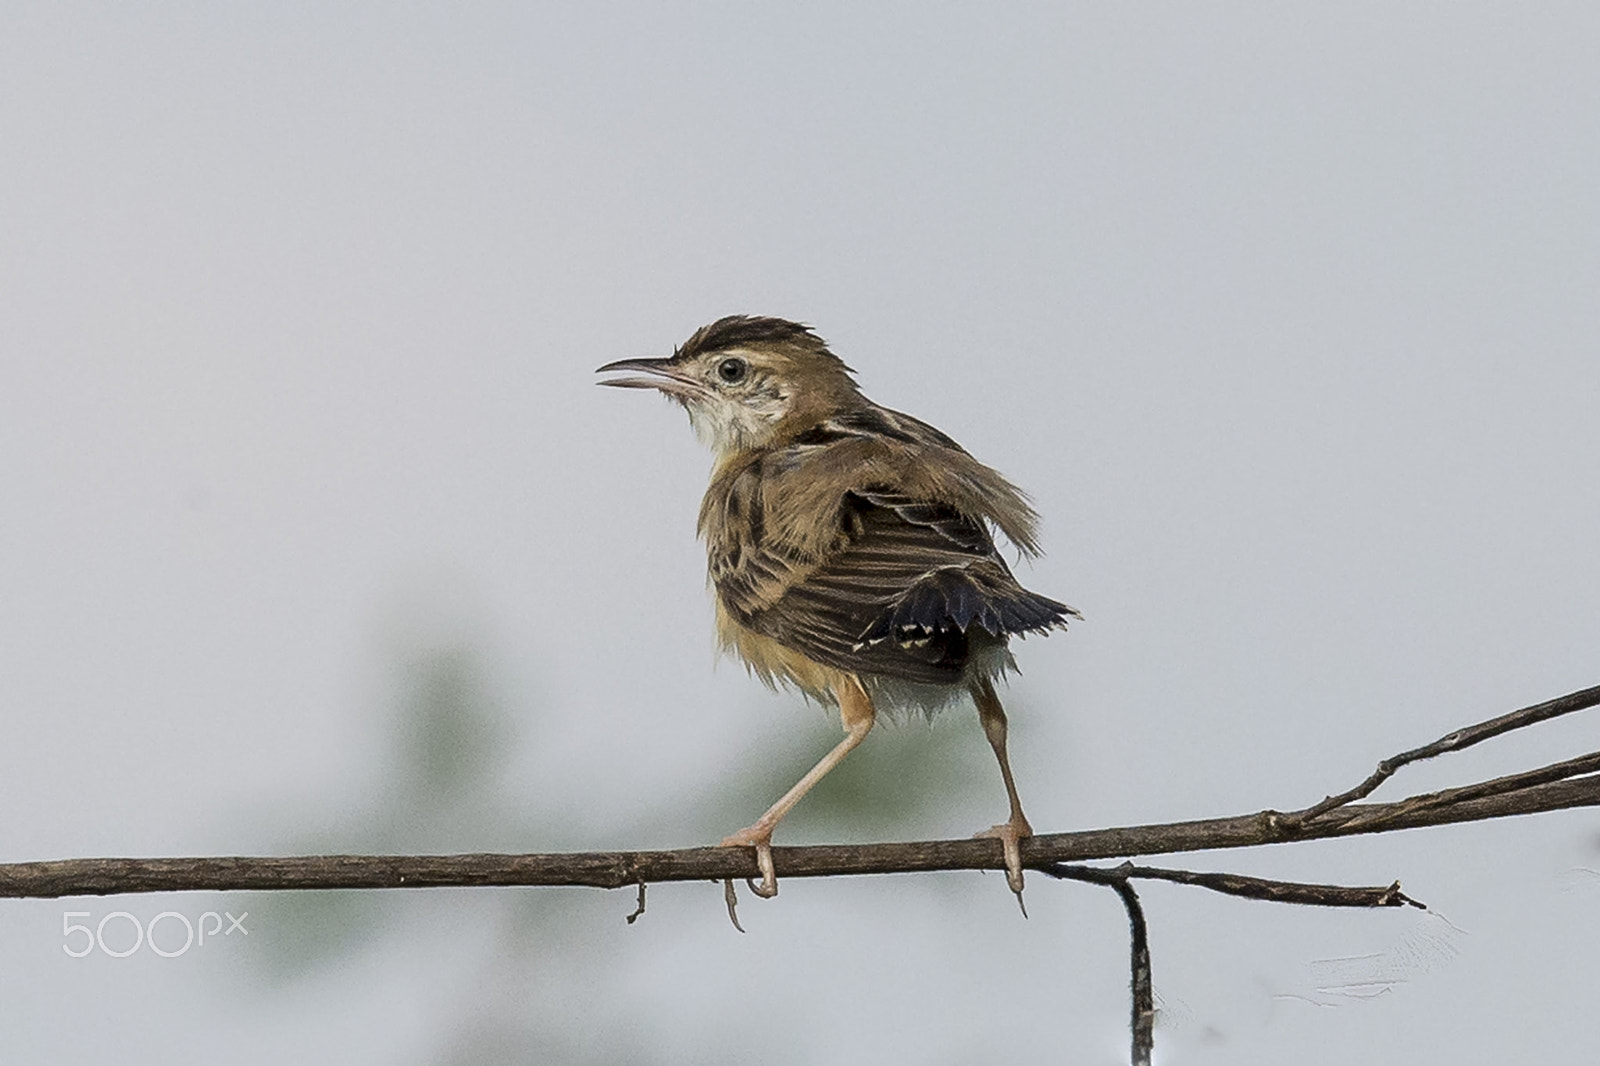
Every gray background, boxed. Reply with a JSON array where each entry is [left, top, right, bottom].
[[3, 4, 1599, 1063]]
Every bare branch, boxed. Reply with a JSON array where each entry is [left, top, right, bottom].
[[1, 769, 1597, 899], [2, 683, 1596, 1066], [4, 684, 1591, 900]]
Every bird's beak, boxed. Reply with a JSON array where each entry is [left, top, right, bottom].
[[595, 357, 706, 401]]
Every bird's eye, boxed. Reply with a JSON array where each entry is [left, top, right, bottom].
[[716, 357, 749, 384]]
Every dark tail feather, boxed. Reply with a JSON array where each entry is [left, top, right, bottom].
[[856, 566, 1079, 648]]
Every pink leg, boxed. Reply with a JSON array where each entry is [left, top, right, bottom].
[[971, 676, 1033, 906], [721, 676, 876, 897]]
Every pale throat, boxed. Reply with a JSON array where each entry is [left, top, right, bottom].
[[686, 384, 793, 459]]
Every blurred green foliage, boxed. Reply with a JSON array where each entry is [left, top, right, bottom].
[[246, 628, 1009, 1062]]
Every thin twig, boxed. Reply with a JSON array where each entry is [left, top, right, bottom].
[[1042, 863, 1424, 909], [1280, 682, 1600, 826], [1049, 865, 1154, 1063], [1042, 859, 1425, 1065], [1318, 759, 1600, 835], [1113, 880, 1154, 1066]]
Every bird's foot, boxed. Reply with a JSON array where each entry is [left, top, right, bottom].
[[974, 814, 1033, 914], [720, 824, 778, 898]]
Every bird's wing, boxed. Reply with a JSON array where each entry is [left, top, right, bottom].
[[773, 496, 1076, 684], [703, 436, 1076, 685]]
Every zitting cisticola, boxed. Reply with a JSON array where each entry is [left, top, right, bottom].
[[599, 316, 1077, 901]]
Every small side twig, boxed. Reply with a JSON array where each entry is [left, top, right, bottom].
[[1050, 866, 1153, 1065], [1111, 880, 1154, 1066], [1280, 682, 1600, 827], [1042, 862, 1424, 910], [624, 880, 647, 924], [1321, 757, 1600, 835], [1042, 860, 1424, 1065]]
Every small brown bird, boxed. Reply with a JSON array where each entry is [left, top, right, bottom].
[[598, 316, 1077, 901]]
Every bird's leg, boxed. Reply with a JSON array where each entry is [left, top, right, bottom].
[[971, 676, 1033, 905], [721, 675, 876, 898]]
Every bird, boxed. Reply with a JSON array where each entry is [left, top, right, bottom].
[[597, 315, 1078, 903]]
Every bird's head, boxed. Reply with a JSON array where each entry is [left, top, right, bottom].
[[598, 315, 863, 457]]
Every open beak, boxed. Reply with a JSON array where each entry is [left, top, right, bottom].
[[595, 357, 706, 401]]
